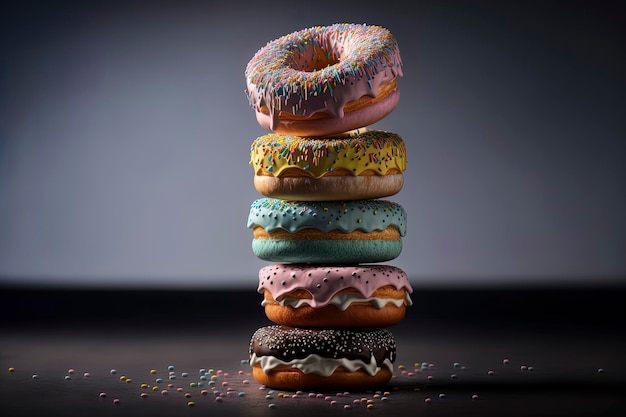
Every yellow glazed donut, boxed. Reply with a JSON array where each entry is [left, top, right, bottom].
[[250, 130, 407, 201], [245, 23, 403, 137]]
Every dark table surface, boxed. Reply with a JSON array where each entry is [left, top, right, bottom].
[[1, 283, 624, 417]]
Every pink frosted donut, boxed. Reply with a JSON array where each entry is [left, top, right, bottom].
[[258, 264, 413, 328], [245, 23, 403, 137]]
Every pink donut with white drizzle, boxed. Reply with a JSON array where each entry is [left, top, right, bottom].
[[245, 23, 403, 137], [258, 264, 413, 328]]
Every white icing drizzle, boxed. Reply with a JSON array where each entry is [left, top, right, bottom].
[[262, 292, 413, 311], [250, 353, 394, 377]]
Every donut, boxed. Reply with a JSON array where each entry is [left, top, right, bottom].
[[245, 23, 403, 137], [249, 326, 396, 390], [258, 264, 413, 328], [247, 198, 407, 264], [250, 130, 406, 201]]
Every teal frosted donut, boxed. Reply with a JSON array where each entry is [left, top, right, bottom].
[[251, 239, 402, 264], [247, 198, 406, 264]]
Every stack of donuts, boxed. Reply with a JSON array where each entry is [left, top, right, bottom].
[[244, 23, 413, 391]]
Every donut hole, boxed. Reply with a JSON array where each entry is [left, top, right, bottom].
[[294, 46, 340, 72]]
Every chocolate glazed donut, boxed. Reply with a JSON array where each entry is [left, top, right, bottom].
[[249, 326, 396, 390]]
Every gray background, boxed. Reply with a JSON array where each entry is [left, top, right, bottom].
[[1, 0, 624, 288]]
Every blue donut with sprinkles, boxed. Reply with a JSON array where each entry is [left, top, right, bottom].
[[247, 198, 407, 264]]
